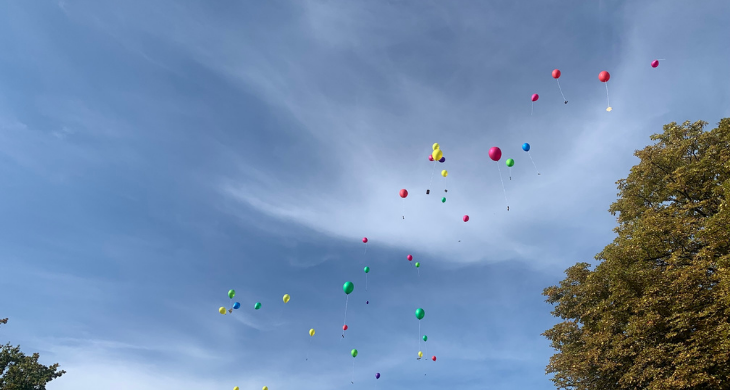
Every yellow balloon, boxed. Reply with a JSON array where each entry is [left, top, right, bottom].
[[263, 387, 268, 390], [432, 148, 443, 161], [309, 328, 315, 337], [283, 294, 290, 303], [234, 387, 239, 390], [218, 307, 226, 315], [432, 143, 440, 151], [418, 351, 423, 358], [441, 170, 448, 177]]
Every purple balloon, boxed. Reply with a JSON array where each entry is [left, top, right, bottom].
[[439, 157, 445, 163], [376, 373, 380, 379], [366, 301, 369, 304]]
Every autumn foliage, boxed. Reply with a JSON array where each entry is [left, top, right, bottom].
[[543, 119, 730, 389]]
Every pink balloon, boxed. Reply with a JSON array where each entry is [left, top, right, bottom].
[[488, 147, 502, 162], [651, 60, 659, 68], [462, 215, 469, 222], [428, 154, 434, 161], [362, 237, 368, 243], [531, 94, 539, 102], [407, 254, 413, 261]]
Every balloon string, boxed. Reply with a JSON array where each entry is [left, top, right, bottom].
[[402, 198, 405, 220], [531, 101, 534, 116], [497, 164, 509, 211], [556, 79, 567, 103], [509, 166, 512, 180], [306, 337, 311, 361], [427, 160, 436, 190], [366, 274, 368, 291], [352, 359, 355, 384], [605, 82, 610, 108], [418, 321, 421, 354], [364, 242, 368, 256], [528, 151, 540, 175]]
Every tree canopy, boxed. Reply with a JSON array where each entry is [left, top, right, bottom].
[[543, 119, 730, 389], [0, 318, 66, 390]]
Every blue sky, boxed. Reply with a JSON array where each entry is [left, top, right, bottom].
[[1, 1, 729, 389]]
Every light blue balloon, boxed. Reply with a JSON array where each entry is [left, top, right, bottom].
[[522, 143, 530, 152]]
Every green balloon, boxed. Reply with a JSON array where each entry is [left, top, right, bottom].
[[343, 281, 354, 295], [506, 158, 514, 167], [441, 197, 446, 203], [415, 262, 420, 268], [422, 335, 428, 342], [228, 289, 235, 299], [254, 302, 261, 310], [415, 308, 425, 320], [364, 266, 370, 274], [351, 349, 358, 358]]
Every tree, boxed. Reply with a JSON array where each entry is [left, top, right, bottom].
[[0, 318, 66, 389], [542, 119, 730, 390]]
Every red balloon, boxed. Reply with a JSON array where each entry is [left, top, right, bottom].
[[651, 60, 659, 68], [552, 69, 561, 79], [428, 154, 434, 161], [362, 237, 368, 243], [598, 71, 610, 82], [462, 215, 469, 222], [407, 254, 413, 261], [488, 147, 502, 162], [399, 189, 408, 198], [343, 324, 348, 331], [431, 356, 437, 361], [531, 93, 539, 102]]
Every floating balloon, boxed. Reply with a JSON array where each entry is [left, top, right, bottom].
[[423, 335, 428, 342], [432, 149, 443, 161], [651, 59, 659, 68], [441, 197, 446, 203], [343, 281, 354, 295], [428, 154, 434, 161], [309, 328, 315, 337], [415, 308, 425, 320], [531, 93, 539, 102], [418, 351, 423, 358], [263, 387, 268, 390], [351, 349, 358, 358], [463, 215, 469, 222], [439, 157, 445, 163], [343, 324, 348, 330], [441, 170, 448, 177], [254, 302, 261, 310], [364, 266, 370, 273], [232, 302, 240, 310], [488, 147, 502, 161], [366, 300, 369, 304], [399, 189, 408, 198], [283, 294, 290, 303], [228, 290, 235, 299], [362, 237, 368, 243], [522, 143, 530, 152], [415, 262, 420, 268], [432, 143, 440, 151], [552, 69, 568, 103], [219, 307, 226, 315], [432, 356, 436, 361], [234, 387, 239, 390], [407, 254, 413, 261], [376, 373, 380, 379], [506, 158, 515, 180]]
